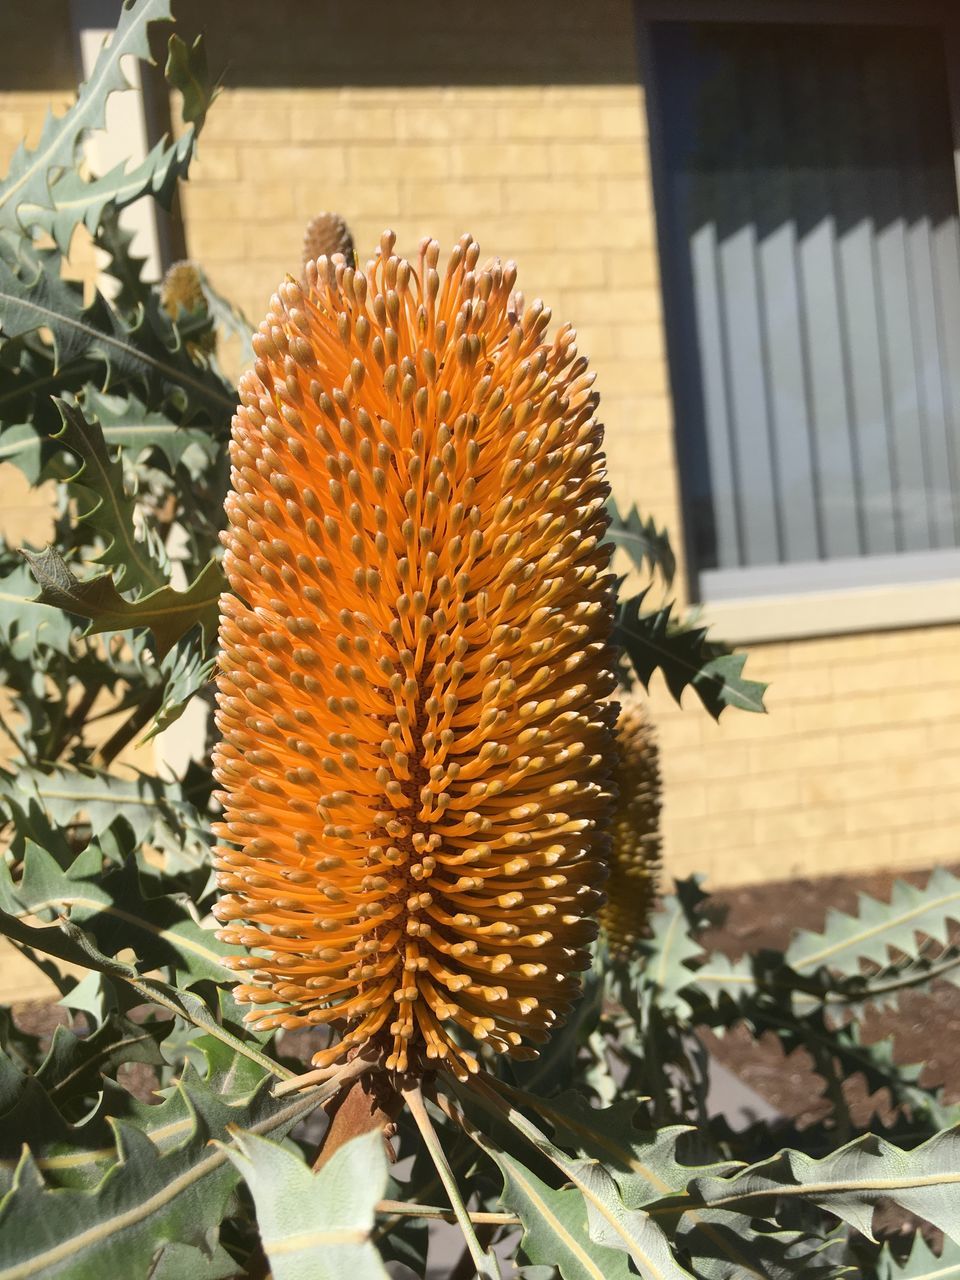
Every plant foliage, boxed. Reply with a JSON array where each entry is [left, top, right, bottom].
[[0, 5, 954, 1276]]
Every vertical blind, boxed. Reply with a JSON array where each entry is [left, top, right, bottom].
[[651, 22, 960, 591]]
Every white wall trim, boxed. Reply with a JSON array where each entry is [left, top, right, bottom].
[[702, 577, 960, 645]]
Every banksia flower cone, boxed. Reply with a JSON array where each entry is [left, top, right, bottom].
[[160, 260, 206, 318], [600, 697, 662, 955], [302, 212, 355, 272], [213, 231, 617, 1080]]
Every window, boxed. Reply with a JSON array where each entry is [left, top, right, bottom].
[[650, 19, 960, 600]]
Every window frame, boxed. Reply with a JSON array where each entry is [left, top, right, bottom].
[[637, 0, 960, 627]]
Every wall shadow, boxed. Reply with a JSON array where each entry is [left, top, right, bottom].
[[171, 0, 643, 88], [0, 0, 76, 92]]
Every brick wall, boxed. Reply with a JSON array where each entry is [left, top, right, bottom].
[[647, 625, 960, 886]]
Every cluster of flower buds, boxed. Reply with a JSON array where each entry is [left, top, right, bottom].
[[213, 231, 618, 1079]]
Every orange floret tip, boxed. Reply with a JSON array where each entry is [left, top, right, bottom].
[[212, 230, 618, 1080]]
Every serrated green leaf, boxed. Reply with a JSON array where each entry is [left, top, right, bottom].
[[0, 338, 98, 451], [8, 839, 229, 987], [35, 1013, 166, 1105], [27, 137, 196, 252], [474, 1133, 635, 1280], [140, 1239, 238, 1280], [606, 497, 676, 587], [635, 892, 706, 1017], [878, 1233, 960, 1279], [0, 1054, 332, 1278], [484, 1086, 786, 1279], [0, 0, 173, 242], [51, 398, 167, 593], [223, 1129, 390, 1280], [683, 951, 756, 1009], [0, 250, 235, 417], [79, 385, 220, 477], [0, 763, 207, 856], [673, 1210, 838, 1280], [681, 1127, 960, 1243], [0, 1020, 292, 1199], [26, 22, 213, 250], [615, 591, 767, 719], [21, 545, 222, 658], [166, 33, 212, 128], [0, 563, 75, 659], [0, 908, 284, 1087], [27, 25, 215, 250], [94, 206, 149, 314], [457, 1084, 695, 1279], [786, 868, 960, 979], [145, 636, 216, 740], [531, 1091, 736, 1211]]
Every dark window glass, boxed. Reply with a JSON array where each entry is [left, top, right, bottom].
[[651, 22, 960, 595]]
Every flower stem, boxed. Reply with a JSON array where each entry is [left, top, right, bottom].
[[402, 1083, 501, 1280]]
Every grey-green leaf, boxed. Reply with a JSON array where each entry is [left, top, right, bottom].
[[51, 398, 168, 593], [34, 1013, 166, 1104], [686, 1127, 960, 1243], [7, 838, 229, 987], [878, 1234, 960, 1279], [0, 563, 75, 659], [785, 867, 960, 978], [481, 1138, 635, 1280], [0, 764, 207, 858], [79, 385, 220, 477], [615, 591, 767, 719], [457, 1086, 695, 1280], [606, 497, 676, 587], [0, 250, 234, 417], [0, 1055, 329, 1278], [21, 545, 222, 659], [224, 1129, 391, 1280]]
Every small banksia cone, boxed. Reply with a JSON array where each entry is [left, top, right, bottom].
[[213, 231, 618, 1080], [160, 260, 206, 318], [302, 212, 355, 272], [600, 697, 662, 955], [160, 260, 215, 361]]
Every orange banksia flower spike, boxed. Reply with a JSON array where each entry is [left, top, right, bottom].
[[213, 231, 618, 1080], [600, 696, 662, 956]]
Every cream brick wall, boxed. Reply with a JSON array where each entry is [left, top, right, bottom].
[[647, 624, 960, 886]]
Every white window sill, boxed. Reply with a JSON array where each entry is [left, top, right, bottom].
[[699, 576, 960, 645]]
